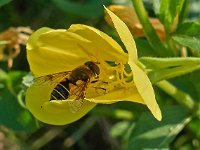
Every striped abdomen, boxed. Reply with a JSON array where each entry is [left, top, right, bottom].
[[50, 80, 70, 100]]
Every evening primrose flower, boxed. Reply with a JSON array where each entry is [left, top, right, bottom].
[[26, 7, 161, 125]]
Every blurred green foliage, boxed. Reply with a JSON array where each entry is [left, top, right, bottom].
[[0, 0, 200, 149], [128, 106, 190, 149], [0, 0, 12, 7], [0, 70, 37, 131]]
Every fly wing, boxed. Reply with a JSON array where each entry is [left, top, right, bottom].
[[67, 80, 89, 113], [68, 99, 85, 113], [69, 81, 88, 99], [33, 71, 71, 86]]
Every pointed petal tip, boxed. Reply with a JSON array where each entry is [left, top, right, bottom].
[[153, 107, 162, 121]]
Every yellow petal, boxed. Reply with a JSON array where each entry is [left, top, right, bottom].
[[26, 85, 96, 125], [86, 86, 145, 104], [105, 6, 162, 121], [68, 24, 128, 64], [130, 62, 162, 121], [26, 27, 52, 50], [27, 29, 91, 77], [104, 6, 138, 63]]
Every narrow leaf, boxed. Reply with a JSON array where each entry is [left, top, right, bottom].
[[140, 57, 200, 83], [173, 35, 200, 51], [176, 22, 200, 36], [160, 0, 185, 31], [140, 57, 200, 69], [149, 64, 200, 83], [128, 106, 190, 150]]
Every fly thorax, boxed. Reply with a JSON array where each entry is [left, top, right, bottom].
[[69, 67, 92, 84]]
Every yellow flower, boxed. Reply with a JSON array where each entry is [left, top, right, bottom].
[[26, 7, 162, 125]]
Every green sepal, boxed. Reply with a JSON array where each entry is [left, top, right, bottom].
[[140, 57, 200, 83]]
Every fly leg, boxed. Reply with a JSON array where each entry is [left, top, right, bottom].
[[91, 80, 108, 95]]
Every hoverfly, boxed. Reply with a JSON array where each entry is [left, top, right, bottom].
[[33, 61, 105, 113]]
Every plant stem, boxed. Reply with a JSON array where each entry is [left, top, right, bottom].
[[29, 126, 66, 150], [156, 80, 195, 110], [63, 116, 98, 148], [131, 0, 172, 57]]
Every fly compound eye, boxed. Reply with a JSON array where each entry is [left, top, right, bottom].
[[94, 64, 100, 75], [85, 61, 100, 75]]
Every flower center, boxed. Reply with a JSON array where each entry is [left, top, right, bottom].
[[86, 62, 134, 98]]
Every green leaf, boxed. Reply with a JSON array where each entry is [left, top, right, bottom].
[[0, 71, 37, 131], [140, 57, 200, 83], [176, 22, 200, 36], [0, 0, 12, 7], [128, 106, 190, 150], [140, 57, 200, 69], [150, 65, 200, 84], [173, 35, 200, 51], [51, 0, 111, 18], [110, 121, 131, 138], [189, 70, 200, 99], [160, 0, 185, 31], [170, 69, 200, 101], [188, 118, 200, 139]]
